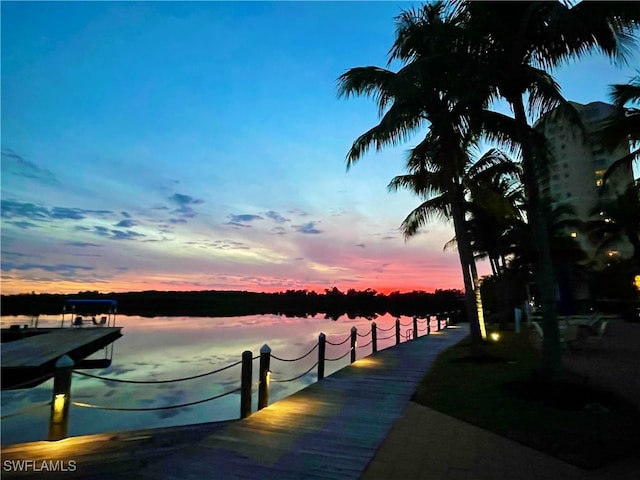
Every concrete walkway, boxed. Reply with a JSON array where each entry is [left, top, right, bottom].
[[361, 319, 640, 480]]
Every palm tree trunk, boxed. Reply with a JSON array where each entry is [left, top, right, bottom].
[[469, 259, 488, 340], [449, 186, 484, 356], [512, 95, 563, 382]]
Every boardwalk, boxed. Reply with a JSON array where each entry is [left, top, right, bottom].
[[1, 325, 469, 479]]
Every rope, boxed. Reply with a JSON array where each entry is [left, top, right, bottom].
[[71, 387, 241, 412], [271, 362, 319, 383], [325, 348, 352, 362], [377, 332, 397, 341], [0, 401, 52, 420], [417, 317, 428, 323], [326, 334, 351, 346], [271, 343, 318, 362], [357, 339, 373, 349], [376, 324, 395, 332], [73, 359, 243, 384], [418, 325, 428, 333], [400, 321, 413, 327], [356, 331, 370, 338]]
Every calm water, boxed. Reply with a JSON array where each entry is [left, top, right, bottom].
[[1, 313, 423, 445]]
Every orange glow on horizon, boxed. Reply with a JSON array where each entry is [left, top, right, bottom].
[[0, 277, 465, 296]]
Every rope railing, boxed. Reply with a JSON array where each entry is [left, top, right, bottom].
[[376, 323, 395, 332], [271, 342, 319, 363], [325, 348, 353, 362], [326, 334, 351, 346], [73, 358, 244, 384], [71, 386, 241, 412], [377, 332, 397, 341], [37, 311, 457, 441], [271, 362, 319, 383]]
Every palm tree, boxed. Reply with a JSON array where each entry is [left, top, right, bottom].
[[459, 1, 640, 381], [586, 180, 640, 268], [391, 147, 522, 334], [464, 150, 524, 277], [601, 72, 640, 181], [337, 3, 492, 355]]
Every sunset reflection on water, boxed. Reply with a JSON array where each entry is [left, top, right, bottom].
[[1, 313, 416, 445]]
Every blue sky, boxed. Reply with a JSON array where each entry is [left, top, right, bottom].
[[2, 1, 638, 295]]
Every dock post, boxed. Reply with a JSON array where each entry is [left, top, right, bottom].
[[350, 327, 357, 363], [318, 333, 326, 381], [48, 355, 74, 441], [240, 350, 253, 419], [258, 344, 271, 410], [371, 322, 377, 353], [437, 314, 442, 331], [395, 318, 400, 345], [427, 315, 431, 335], [413, 316, 418, 339]]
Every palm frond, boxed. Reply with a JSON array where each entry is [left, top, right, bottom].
[[400, 196, 450, 239], [346, 102, 426, 167]]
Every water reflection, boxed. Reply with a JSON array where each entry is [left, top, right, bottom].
[[1, 313, 418, 445]]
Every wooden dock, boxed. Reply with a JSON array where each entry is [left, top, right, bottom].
[[1, 328, 122, 389], [1, 325, 469, 479]]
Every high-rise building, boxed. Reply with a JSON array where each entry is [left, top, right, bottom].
[[536, 101, 634, 263]]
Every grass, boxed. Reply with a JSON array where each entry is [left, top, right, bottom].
[[412, 326, 640, 469]]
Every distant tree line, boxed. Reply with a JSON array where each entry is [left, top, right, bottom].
[[0, 288, 465, 320]]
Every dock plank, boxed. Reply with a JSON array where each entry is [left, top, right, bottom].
[[1, 325, 468, 479]]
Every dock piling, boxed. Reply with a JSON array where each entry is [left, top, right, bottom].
[[240, 350, 253, 418], [371, 322, 377, 353], [318, 333, 326, 381], [48, 355, 74, 441], [350, 327, 357, 363], [258, 344, 271, 410]]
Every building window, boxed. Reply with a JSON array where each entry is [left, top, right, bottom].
[[564, 173, 569, 178], [552, 174, 560, 180], [596, 178, 604, 187], [570, 232, 577, 238], [567, 192, 572, 198]]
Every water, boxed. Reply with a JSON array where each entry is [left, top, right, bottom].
[[1, 313, 423, 445]]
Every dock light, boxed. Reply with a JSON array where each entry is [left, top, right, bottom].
[[634, 275, 640, 292], [52, 394, 67, 422], [490, 332, 500, 342]]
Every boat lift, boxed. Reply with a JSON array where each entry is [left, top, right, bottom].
[[61, 299, 118, 328]]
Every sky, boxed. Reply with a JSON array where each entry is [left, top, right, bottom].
[[2, 1, 639, 296]]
